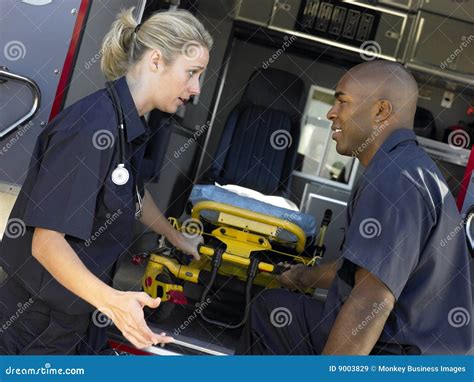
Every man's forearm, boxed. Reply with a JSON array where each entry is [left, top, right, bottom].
[[321, 268, 395, 355], [31, 228, 116, 309]]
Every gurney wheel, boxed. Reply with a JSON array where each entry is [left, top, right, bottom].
[[145, 272, 176, 323]]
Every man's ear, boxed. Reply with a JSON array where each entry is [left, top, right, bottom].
[[375, 99, 393, 124]]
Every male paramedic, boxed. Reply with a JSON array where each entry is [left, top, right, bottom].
[[235, 60, 473, 355]]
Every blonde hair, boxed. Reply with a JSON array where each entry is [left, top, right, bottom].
[[101, 7, 213, 80]]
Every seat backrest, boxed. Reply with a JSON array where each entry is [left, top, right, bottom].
[[208, 68, 305, 196], [414, 106, 436, 139]]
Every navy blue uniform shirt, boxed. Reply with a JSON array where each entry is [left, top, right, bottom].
[[0, 77, 150, 315], [320, 129, 473, 354]]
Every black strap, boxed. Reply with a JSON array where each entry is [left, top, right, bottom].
[[105, 81, 126, 165]]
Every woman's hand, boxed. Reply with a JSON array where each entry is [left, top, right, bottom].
[[173, 232, 204, 260], [100, 290, 174, 349]]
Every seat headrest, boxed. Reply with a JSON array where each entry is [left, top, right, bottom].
[[414, 106, 436, 130], [242, 68, 305, 115]]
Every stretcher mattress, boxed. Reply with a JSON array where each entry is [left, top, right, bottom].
[[189, 185, 317, 238]]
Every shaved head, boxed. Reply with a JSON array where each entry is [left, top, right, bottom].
[[327, 60, 419, 166], [345, 60, 419, 125]]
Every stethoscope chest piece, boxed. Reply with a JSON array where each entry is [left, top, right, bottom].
[[111, 163, 129, 186]]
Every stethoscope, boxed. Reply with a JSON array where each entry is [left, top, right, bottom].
[[105, 81, 143, 220]]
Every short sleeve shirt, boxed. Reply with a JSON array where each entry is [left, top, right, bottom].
[[0, 77, 151, 314], [320, 129, 473, 354]]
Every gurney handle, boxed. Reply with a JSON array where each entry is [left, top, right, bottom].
[[198, 244, 282, 274]]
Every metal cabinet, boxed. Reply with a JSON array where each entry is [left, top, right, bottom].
[[372, 0, 419, 11], [419, 0, 474, 23], [235, 0, 275, 25], [269, 0, 411, 60], [406, 11, 474, 79]]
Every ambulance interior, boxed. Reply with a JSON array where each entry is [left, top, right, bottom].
[[0, 0, 473, 355]]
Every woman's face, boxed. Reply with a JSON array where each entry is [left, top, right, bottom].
[[153, 45, 209, 113]]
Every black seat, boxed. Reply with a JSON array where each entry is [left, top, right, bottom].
[[205, 68, 305, 197], [414, 106, 436, 139]]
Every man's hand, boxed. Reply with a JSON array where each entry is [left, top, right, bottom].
[[173, 233, 204, 260], [277, 260, 341, 291], [277, 263, 311, 291], [101, 290, 174, 349]]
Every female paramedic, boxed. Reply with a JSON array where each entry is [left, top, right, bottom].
[[0, 8, 213, 354]]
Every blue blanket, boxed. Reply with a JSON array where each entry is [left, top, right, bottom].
[[189, 185, 317, 239]]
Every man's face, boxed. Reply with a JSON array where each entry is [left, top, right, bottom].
[[153, 46, 209, 113], [326, 74, 377, 157]]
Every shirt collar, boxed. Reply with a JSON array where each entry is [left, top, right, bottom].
[[366, 128, 418, 168], [380, 128, 418, 153], [113, 76, 148, 143]]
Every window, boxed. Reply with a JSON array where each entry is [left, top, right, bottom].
[[295, 85, 359, 190]]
